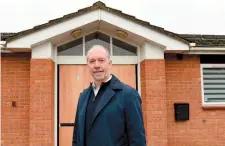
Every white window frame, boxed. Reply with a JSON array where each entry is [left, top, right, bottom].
[[200, 64, 225, 106], [57, 30, 138, 64]]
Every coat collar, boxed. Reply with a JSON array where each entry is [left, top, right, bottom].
[[110, 74, 124, 90], [91, 74, 113, 90]]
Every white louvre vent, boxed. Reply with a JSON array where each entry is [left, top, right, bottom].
[[202, 65, 225, 104]]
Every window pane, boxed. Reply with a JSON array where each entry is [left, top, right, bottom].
[[85, 32, 110, 55], [203, 67, 225, 103], [58, 38, 83, 56], [113, 38, 137, 56]]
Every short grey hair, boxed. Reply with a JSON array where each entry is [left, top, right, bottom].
[[86, 45, 110, 60]]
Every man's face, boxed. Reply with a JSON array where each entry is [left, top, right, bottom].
[[87, 47, 112, 82]]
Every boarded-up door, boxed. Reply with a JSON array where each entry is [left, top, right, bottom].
[[59, 64, 136, 146]]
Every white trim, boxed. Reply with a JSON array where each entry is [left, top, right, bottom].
[[183, 50, 225, 54], [56, 30, 139, 64], [7, 9, 189, 51], [7, 10, 99, 48], [57, 56, 87, 64], [137, 45, 141, 96], [191, 47, 225, 51], [57, 56, 137, 64], [200, 64, 205, 106], [140, 41, 164, 61], [183, 46, 225, 54], [201, 64, 225, 68], [52, 46, 57, 62], [200, 64, 225, 106], [110, 36, 113, 55], [55, 30, 138, 57], [54, 46, 58, 146], [32, 41, 54, 60], [202, 103, 225, 107], [83, 36, 85, 56], [111, 56, 137, 64], [100, 10, 189, 51]]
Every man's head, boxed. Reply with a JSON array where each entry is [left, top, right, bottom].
[[86, 45, 112, 82]]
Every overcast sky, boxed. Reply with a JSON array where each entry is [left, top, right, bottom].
[[1, 0, 225, 35]]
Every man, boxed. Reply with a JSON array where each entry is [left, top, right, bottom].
[[72, 45, 146, 146]]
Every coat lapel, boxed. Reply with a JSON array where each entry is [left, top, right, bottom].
[[91, 86, 115, 126], [90, 75, 123, 128]]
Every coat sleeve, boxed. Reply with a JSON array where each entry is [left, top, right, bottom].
[[72, 109, 78, 146], [124, 88, 146, 146], [72, 93, 81, 146]]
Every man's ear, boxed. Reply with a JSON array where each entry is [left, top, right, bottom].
[[109, 60, 112, 68]]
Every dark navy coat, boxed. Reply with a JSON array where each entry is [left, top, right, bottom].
[[72, 75, 146, 146]]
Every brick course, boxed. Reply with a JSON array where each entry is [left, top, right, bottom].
[[1, 53, 30, 146], [141, 59, 168, 146], [29, 59, 55, 146], [166, 55, 225, 146]]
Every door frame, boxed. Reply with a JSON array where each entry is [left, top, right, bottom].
[[54, 35, 142, 146], [56, 64, 140, 146]]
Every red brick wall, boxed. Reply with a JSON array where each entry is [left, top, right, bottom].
[[166, 55, 225, 146], [2, 52, 224, 146], [1, 53, 31, 146], [29, 59, 55, 146], [141, 59, 168, 146]]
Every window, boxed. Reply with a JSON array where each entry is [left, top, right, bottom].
[[112, 38, 137, 56], [85, 32, 110, 55], [57, 31, 137, 58], [201, 64, 225, 105], [58, 37, 83, 56]]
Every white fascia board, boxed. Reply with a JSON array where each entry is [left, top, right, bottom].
[[184, 51, 225, 54], [190, 47, 225, 51], [183, 46, 225, 54], [100, 10, 189, 51], [7, 10, 99, 49]]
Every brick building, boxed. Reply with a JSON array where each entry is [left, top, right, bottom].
[[1, 1, 225, 146]]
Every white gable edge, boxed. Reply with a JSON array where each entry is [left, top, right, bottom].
[[6, 8, 190, 51], [100, 10, 189, 51], [7, 10, 99, 48]]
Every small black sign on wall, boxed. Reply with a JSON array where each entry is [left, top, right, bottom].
[[174, 103, 189, 121]]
